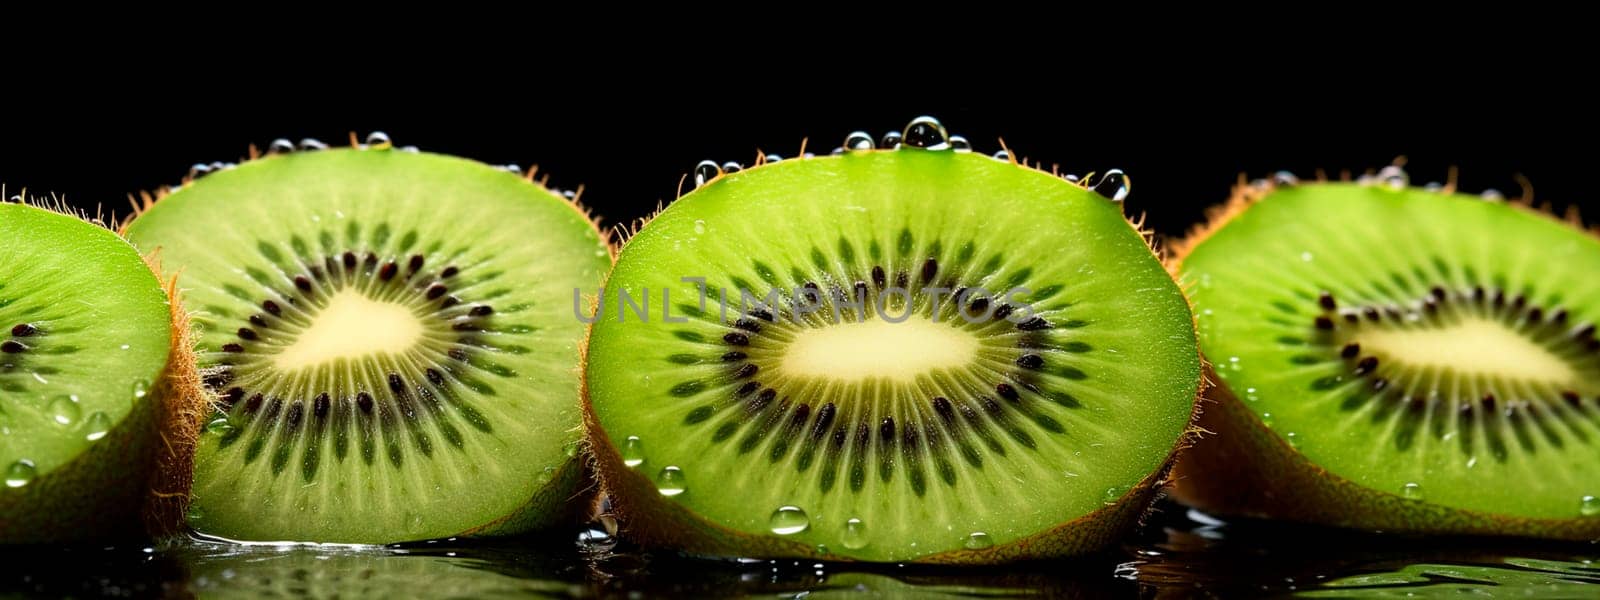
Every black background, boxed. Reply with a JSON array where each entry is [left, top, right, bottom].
[[3, 73, 1594, 242]]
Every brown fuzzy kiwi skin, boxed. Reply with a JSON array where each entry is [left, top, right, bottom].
[[0, 203, 206, 544], [580, 148, 1208, 563], [1168, 175, 1600, 540]]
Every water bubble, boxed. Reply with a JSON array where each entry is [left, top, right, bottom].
[[5, 460, 35, 488], [205, 417, 235, 436], [900, 116, 950, 150], [48, 395, 81, 426], [881, 130, 903, 148], [209, 161, 233, 173], [992, 149, 1011, 162], [841, 517, 868, 549], [399, 145, 420, 153], [132, 379, 150, 400], [1260, 412, 1275, 428], [1377, 165, 1409, 189], [1092, 169, 1131, 202], [1064, 174, 1081, 183], [622, 435, 645, 467], [1102, 484, 1129, 505], [5, 194, 20, 203], [1285, 432, 1300, 448], [765, 154, 783, 163], [1401, 482, 1423, 500], [268, 138, 295, 154], [693, 160, 722, 188], [1272, 171, 1299, 187], [188, 163, 213, 178], [84, 412, 111, 441], [963, 532, 993, 550], [1480, 188, 1505, 201], [656, 466, 686, 496], [721, 161, 742, 174], [830, 147, 845, 155], [1356, 173, 1376, 186], [692, 220, 707, 235], [1423, 181, 1444, 192], [365, 131, 393, 149], [769, 506, 810, 535], [949, 135, 972, 152], [844, 131, 875, 151], [1582, 495, 1599, 517], [501, 164, 523, 175], [297, 138, 328, 151]]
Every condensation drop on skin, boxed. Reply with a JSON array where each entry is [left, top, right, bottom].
[[844, 131, 875, 151], [692, 220, 706, 235], [5, 460, 36, 488], [622, 436, 645, 467], [84, 412, 111, 441], [1284, 432, 1300, 448], [1259, 412, 1274, 428], [992, 149, 1011, 162], [1581, 495, 1600, 517], [693, 160, 722, 188], [1091, 169, 1131, 202], [48, 395, 81, 426], [963, 532, 993, 550], [1377, 165, 1409, 190], [205, 417, 235, 436], [365, 131, 392, 149], [768, 506, 809, 535], [132, 379, 150, 400], [1401, 482, 1423, 500], [900, 116, 950, 150], [656, 466, 686, 496]]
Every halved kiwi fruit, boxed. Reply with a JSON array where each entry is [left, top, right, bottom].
[[583, 121, 1202, 563], [123, 140, 612, 543], [0, 200, 199, 543], [1171, 173, 1600, 539]]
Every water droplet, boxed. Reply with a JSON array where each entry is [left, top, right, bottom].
[[1300, 251, 1314, 262], [1582, 495, 1600, 517], [881, 130, 902, 148], [693, 160, 722, 187], [1284, 432, 1300, 448], [656, 465, 686, 496], [577, 526, 616, 553], [365, 131, 392, 149], [1377, 165, 1409, 189], [268, 138, 295, 154], [769, 506, 810, 535], [1423, 181, 1443, 192], [949, 135, 971, 152], [48, 395, 81, 426], [1102, 484, 1129, 505], [1480, 188, 1505, 201], [205, 417, 235, 436], [963, 532, 993, 550], [720, 161, 742, 174], [692, 220, 706, 235], [84, 412, 111, 441], [188, 163, 213, 178], [900, 116, 950, 150], [297, 138, 328, 151], [1260, 412, 1275, 428], [132, 379, 150, 400], [1401, 482, 1423, 500], [501, 164, 523, 175], [1272, 171, 1299, 187], [623, 436, 645, 467], [5, 460, 35, 488], [1091, 169, 1131, 202], [992, 149, 1011, 162], [841, 517, 868, 549], [844, 131, 875, 151], [399, 145, 420, 153]]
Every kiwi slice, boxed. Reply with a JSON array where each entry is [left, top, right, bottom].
[[1172, 172, 1600, 539], [0, 200, 197, 543], [583, 120, 1202, 563], [123, 140, 612, 543]]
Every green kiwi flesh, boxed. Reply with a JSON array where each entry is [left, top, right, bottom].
[[123, 147, 611, 543], [0, 202, 174, 543], [1175, 181, 1600, 536], [584, 148, 1201, 562]]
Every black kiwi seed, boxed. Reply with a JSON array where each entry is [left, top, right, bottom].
[[10, 323, 35, 337], [0, 341, 25, 353]]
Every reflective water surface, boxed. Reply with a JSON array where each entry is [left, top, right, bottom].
[[4, 500, 1596, 598]]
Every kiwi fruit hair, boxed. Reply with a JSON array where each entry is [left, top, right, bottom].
[[582, 119, 1203, 563], [0, 196, 203, 543], [1170, 169, 1600, 539], [121, 137, 612, 543]]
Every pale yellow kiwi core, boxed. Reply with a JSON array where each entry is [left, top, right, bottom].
[[274, 290, 424, 370], [1353, 318, 1577, 386], [780, 318, 979, 382]]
